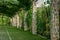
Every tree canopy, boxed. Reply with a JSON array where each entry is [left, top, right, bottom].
[[0, 0, 32, 17]]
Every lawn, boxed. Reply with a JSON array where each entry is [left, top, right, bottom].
[[0, 26, 48, 40]]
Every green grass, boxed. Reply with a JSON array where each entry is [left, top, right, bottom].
[[0, 26, 48, 40]]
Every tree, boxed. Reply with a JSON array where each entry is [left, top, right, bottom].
[[0, 0, 32, 28], [0, 0, 32, 17], [32, 0, 37, 34], [16, 13, 20, 28], [50, 0, 59, 40]]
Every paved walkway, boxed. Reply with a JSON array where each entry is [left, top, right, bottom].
[[0, 26, 47, 40], [0, 26, 9, 40]]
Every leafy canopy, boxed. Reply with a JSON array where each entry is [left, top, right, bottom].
[[0, 0, 32, 17]]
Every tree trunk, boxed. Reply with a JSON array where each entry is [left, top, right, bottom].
[[10, 14, 20, 27], [58, 1, 60, 40], [59, 10, 60, 40], [50, 0, 59, 40], [16, 13, 20, 28], [11, 16, 16, 26], [32, 0, 37, 34]]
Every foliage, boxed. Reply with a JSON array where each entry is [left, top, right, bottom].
[[0, 14, 10, 25], [26, 9, 32, 28], [0, 0, 51, 39], [44, 0, 50, 4], [0, 0, 32, 17], [17, 0, 32, 10], [37, 6, 50, 38]]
